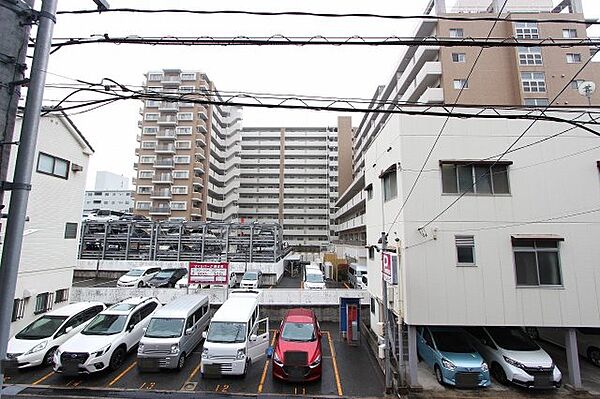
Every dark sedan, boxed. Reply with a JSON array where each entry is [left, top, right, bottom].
[[147, 268, 187, 288]]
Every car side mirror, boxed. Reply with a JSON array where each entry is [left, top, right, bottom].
[[65, 326, 73, 334], [185, 328, 193, 336], [250, 334, 258, 342], [202, 331, 208, 339]]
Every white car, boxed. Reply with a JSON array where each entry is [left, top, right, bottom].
[[303, 270, 325, 290], [83, 209, 123, 222], [54, 297, 161, 374], [465, 326, 562, 389], [239, 270, 262, 289], [117, 266, 161, 288], [357, 274, 368, 289], [528, 327, 600, 368], [7, 302, 105, 368]]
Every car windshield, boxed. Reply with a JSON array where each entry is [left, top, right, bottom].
[[207, 322, 247, 343], [82, 314, 127, 335], [97, 210, 109, 216], [15, 316, 68, 340], [432, 331, 474, 353], [155, 270, 175, 278], [125, 269, 144, 277], [282, 322, 316, 342], [488, 327, 540, 351], [243, 272, 258, 280], [306, 274, 323, 283], [145, 318, 185, 338]]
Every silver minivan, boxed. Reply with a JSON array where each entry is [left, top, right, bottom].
[[137, 294, 210, 371]]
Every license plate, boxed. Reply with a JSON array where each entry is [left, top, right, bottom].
[[455, 373, 480, 387], [203, 364, 222, 378], [534, 373, 553, 388], [138, 358, 160, 371], [63, 362, 80, 375]]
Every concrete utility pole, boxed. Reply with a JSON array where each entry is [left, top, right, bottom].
[[0, 0, 35, 208], [381, 231, 392, 394], [0, 0, 57, 396]]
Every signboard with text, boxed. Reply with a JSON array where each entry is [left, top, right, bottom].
[[382, 252, 397, 285], [189, 262, 229, 285]]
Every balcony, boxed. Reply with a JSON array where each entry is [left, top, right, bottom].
[[197, 122, 208, 133], [155, 144, 176, 154], [153, 159, 174, 169], [195, 152, 205, 161], [158, 102, 179, 111], [335, 190, 365, 219], [152, 174, 173, 184], [193, 177, 204, 187], [149, 206, 171, 215], [400, 61, 442, 104], [161, 75, 181, 85], [419, 87, 444, 104], [192, 192, 203, 202], [156, 129, 177, 139], [196, 137, 206, 147], [198, 110, 208, 120], [193, 164, 205, 174], [336, 214, 365, 232], [150, 190, 172, 199], [157, 115, 177, 126]]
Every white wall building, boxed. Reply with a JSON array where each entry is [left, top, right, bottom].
[[3, 114, 93, 335], [94, 171, 129, 191], [83, 189, 133, 214]]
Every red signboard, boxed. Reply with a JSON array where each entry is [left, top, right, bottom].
[[382, 252, 397, 285], [189, 262, 229, 285]]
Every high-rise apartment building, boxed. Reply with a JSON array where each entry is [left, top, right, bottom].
[[238, 117, 352, 250], [133, 69, 242, 221]]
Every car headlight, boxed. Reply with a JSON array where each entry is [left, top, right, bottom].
[[503, 356, 525, 369], [93, 345, 111, 358], [273, 351, 283, 366], [309, 355, 321, 368], [24, 341, 48, 355], [138, 344, 145, 354], [236, 348, 246, 360], [202, 347, 209, 359], [441, 359, 456, 371], [170, 344, 180, 354], [481, 362, 489, 372]]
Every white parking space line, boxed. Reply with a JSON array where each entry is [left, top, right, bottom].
[[94, 279, 118, 287], [72, 278, 97, 286]]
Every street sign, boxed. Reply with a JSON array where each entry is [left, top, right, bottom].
[[189, 262, 229, 285], [382, 252, 397, 285]]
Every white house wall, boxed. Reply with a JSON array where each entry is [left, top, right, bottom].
[[365, 109, 600, 328]]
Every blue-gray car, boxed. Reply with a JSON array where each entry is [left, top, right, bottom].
[[417, 326, 491, 388]]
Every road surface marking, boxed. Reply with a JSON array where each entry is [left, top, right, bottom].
[[32, 371, 54, 385], [186, 363, 201, 383], [72, 277, 96, 286], [107, 361, 136, 387], [140, 382, 156, 390], [326, 331, 343, 396], [257, 329, 278, 394], [94, 279, 118, 287]]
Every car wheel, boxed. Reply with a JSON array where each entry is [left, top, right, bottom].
[[434, 365, 444, 386], [137, 281, 144, 288], [43, 347, 58, 366], [588, 347, 600, 367], [492, 363, 509, 385], [177, 353, 186, 371], [109, 347, 126, 371]]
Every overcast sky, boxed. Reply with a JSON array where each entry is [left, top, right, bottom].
[[38, 0, 600, 189]]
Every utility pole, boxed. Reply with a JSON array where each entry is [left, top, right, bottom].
[[0, 0, 35, 209], [0, 0, 58, 396], [381, 231, 392, 394]]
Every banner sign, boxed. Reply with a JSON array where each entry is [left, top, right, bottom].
[[382, 252, 397, 285], [189, 262, 229, 285]]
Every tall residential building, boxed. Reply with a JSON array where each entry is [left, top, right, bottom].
[[334, 0, 600, 389], [5, 114, 93, 334], [133, 69, 242, 221], [238, 117, 352, 250], [94, 171, 129, 191], [335, 0, 599, 264]]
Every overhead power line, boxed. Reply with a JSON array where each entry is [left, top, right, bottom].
[[54, 7, 600, 27]]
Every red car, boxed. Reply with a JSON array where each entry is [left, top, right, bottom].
[[272, 308, 322, 382]]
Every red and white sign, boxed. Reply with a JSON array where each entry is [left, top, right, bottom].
[[382, 252, 397, 285], [189, 262, 229, 285]]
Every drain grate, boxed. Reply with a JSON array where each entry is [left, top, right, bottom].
[[181, 382, 197, 391]]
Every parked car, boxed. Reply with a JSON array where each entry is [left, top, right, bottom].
[[147, 268, 188, 288], [119, 214, 148, 222], [303, 269, 325, 290], [357, 274, 368, 289], [53, 297, 161, 374], [528, 327, 600, 368], [272, 308, 322, 382], [83, 209, 123, 222], [239, 270, 262, 289], [201, 291, 269, 377], [138, 294, 210, 371], [7, 302, 105, 368], [348, 263, 367, 289], [117, 266, 161, 288], [417, 326, 490, 388], [465, 326, 562, 389]]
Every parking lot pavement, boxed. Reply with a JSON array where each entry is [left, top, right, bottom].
[[72, 277, 118, 288], [2, 323, 384, 398]]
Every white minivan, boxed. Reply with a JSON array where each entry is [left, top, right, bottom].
[[304, 269, 325, 290], [201, 291, 269, 377]]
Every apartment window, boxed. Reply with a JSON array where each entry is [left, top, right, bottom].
[[173, 170, 189, 179], [176, 126, 192, 135], [453, 79, 469, 90], [12, 298, 26, 322], [171, 201, 187, 210], [513, 238, 563, 287], [172, 186, 188, 194], [136, 201, 151, 210], [566, 53, 582, 64], [144, 113, 159, 121], [137, 186, 152, 194], [452, 53, 466, 63], [143, 127, 158, 135], [145, 100, 160, 107], [175, 140, 191, 149], [455, 235, 476, 266], [177, 112, 193, 121], [174, 155, 191, 164], [140, 155, 155, 164], [440, 161, 510, 195], [147, 73, 163, 81], [55, 288, 69, 304], [563, 29, 577, 38], [180, 72, 196, 80], [449, 28, 464, 38], [64, 222, 78, 239], [368, 246, 375, 260], [34, 292, 54, 315], [141, 141, 156, 149], [37, 152, 69, 179], [518, 47, 543, 65], [365, 184, 373, 201], [521, 72, 546, 93], [179, 86, 195, 93], [515, 22, 539, 39], [570, 79, 584, 90], [381, 167, 397, 202], [178, 102, 195, 108], [138, 171, 154, 179], [524, 98, 549, 107]]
